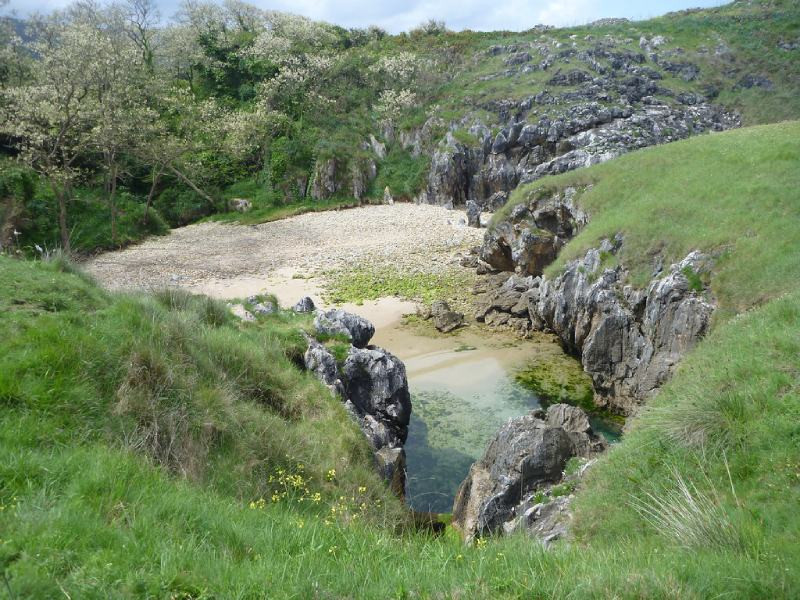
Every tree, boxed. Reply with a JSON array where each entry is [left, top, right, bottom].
[[0, 22, 110, 253]]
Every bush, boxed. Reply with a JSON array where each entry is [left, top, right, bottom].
[[154, 187, 217, 227], [370, 147, 430, 201]]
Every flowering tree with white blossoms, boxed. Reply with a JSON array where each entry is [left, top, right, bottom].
[[0, 22, 114, 252]]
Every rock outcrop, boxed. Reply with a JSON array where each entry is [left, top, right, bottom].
[[293, 296, 316, 313], [314, 309, 376, 348], [415, 99, 737, 211], [303, 310, 411, 495], [343, 346, 412, 449], [452, 404, 605, 541], [476, 195, 715, 414], [429, 300, 465, 333]]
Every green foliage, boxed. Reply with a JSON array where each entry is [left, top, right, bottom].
[[8, 173, 169, 254], [573, 291, 800, 591], [370, 147, 430, 200], [153, 187, 217, 228], [682, 266, 705, 293]]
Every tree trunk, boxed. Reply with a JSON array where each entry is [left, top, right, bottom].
[[168, 165, 215, 205], [109, 163, 118, 246], [142, 166, 162, 225], [50, 179, 71, 254]]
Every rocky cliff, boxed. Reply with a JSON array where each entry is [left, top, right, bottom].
[[475, 188, 715, 415], [308, 34, 742, 212], [452, 404, 605, 541]]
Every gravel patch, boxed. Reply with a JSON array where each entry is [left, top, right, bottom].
[[85, 204, 483, 293]]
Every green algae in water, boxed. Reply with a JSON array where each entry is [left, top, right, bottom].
[[515, 354, 595, 412], [405, 376, 541, 514], [515, 354, 625, 443]]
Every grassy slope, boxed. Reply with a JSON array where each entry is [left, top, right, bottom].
[[496, 121, 800, 322], [1, 122, 799, 597]]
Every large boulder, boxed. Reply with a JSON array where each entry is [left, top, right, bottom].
[[466, 200, 481, 228], [451, 404, 604, 540], [343, 346, 412, 447], [314, 309, 375, 348], [478, 187, 586, 276]]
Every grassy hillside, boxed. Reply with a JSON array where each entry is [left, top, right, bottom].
[[496, 120, 800, 322], [2, 120, 800, 597]]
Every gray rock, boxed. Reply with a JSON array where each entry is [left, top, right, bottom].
[[466, 200, 481, 228], [293, 296, 316, 313], [430, 300, 465, 333], [228, 198, 252, 213], [228, 303, 255, 322], [479, 187, 586, 276], [369, 134, 387, 159], [343, 346, 412, 447], [304, 338, 345, 397], [311, 158, 338, 200], [314, 309, 375, 348], [736, 74, 774, 91], [452, 404, 603, 539], [247, 297, 276, 315], [383, 186, 394, 205], [375, 447, 406, 498], [505, 51, 532, 66]]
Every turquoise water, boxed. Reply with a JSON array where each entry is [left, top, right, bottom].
[[402, 347, 623, 514], [403, 350, 542, 514]]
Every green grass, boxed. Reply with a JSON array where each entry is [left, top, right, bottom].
[[496, 121, 800, 322], [3, 121, 800, 596], [324, 266, 474, 307], [572, 290, 800, 596], [369, 147, 431, 201]]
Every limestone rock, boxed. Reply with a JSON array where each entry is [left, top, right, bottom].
[[375, 447, 406, 498], [304, 338, 345, 397], [314, 309, 375, 348], [228, 303, 255, 322], [430, 300, 465, 333], [228, 198, 252, 213], [343, 346, 412, 447], [452, 404, 603, 539], [466, 200, 481, 228], [311, 158, 338, 200], [293, 296, 316, 313]]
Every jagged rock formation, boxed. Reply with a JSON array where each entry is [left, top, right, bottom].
[[476, 187, 715, 414], [314, 309, 376, 348], [451, 404, 605, 541], [303, 309, 411, 494]]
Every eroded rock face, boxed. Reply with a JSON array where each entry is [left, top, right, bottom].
[[304, 338, 345, 397], [452, 404, 604, 540], [479, 187, 588, 276], [303, 311, 411, 495], [430, 300, 465, 333], [343, 346, 412, 447], [476, 224, 715, 414], [293, 296, 316, 313], [314, 309, 376, 348], [417, 99, 738, 209]]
